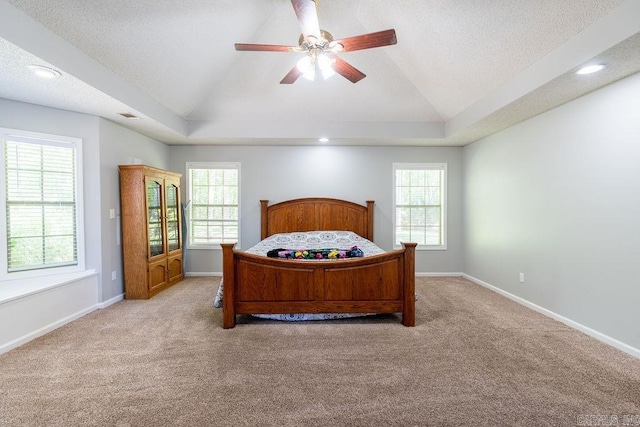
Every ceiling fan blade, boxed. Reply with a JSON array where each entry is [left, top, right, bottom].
[[332, 56, 366, 83], [280, 66, 303, 84], [235, 43, 297, 52], [291, 0, 321, 41], [333, 29, 397, 52]]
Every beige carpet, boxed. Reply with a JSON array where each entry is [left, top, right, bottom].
[[0, 276, 638, 426]]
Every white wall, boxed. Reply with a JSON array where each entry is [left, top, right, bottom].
[[168, 145, 464, 275], [0, 98, 101, 353], [463, 71, 640, 350]]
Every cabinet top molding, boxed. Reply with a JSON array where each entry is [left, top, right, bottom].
[[118, 164, 182, 179]]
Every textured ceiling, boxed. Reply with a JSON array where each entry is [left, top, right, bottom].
[[0, 0, 639, 146]]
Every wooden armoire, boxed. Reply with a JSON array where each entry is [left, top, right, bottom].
[[118, 165, 183, 299]]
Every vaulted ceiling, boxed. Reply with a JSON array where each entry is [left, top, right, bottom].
[[1, 0, 639, 146]]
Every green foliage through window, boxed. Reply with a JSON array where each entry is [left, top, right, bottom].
[[3, 134, 79, 272], [187, 163, 239, 246], [393, 163, 447, 248]]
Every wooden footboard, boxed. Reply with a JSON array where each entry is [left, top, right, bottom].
[[221, 242, 416, 328]]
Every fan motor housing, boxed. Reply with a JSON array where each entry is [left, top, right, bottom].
[[298, 29, 334, 47]]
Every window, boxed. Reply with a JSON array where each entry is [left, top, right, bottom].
[[393, 163, 447, 250], [186, 162, 240, 248], [1, 128, 84, 278]]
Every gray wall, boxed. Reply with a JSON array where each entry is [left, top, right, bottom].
[[98, 118, 170, 301], [463, 71, 640, 349], [168, 145, 464, 275]]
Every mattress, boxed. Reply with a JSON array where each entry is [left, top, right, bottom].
[[213, 230, 385, 321]]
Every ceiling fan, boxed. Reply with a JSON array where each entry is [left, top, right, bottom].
[[234, 0, 397, 84]]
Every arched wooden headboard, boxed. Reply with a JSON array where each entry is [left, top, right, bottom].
[[260, 198, 374, 241]]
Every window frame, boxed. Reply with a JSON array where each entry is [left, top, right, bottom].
[[185, 162, 241, 250], [392, 162, 447, 251], [0, 127, 85, 281]]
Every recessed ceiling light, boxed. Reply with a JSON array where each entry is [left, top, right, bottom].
[[318, 137, 329, 143], [28, 65, 62, 79], [119, 113, 140, 120], [576, 64, 606, 75]]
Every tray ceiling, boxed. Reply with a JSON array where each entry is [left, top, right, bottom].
[[1, 0, 639, 146]]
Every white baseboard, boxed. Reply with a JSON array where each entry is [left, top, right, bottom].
[[185, 272, 221, 277], [98, 293, 124, 309], [0, 304, 98, 355], [416, 272, 464, 277], [463, 274, 640, 360]]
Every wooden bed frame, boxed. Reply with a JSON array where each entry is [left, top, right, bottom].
[[220, 198, 416, 328]]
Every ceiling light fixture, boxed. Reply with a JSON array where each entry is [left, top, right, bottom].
[[576, 64, 606, 75], [318, 137, 329, 143], [297, 55, 315, 81], [28, 65, 62, 79], [296, 49, 335, 81]]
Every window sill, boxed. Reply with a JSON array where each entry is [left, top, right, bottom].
[[394, 245, 447, 251], [0, 270, 98, 305], [186, 245, 241, 251]]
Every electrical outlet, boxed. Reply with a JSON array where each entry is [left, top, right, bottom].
[[519, 273, 525, 283], [111, 271, 117, 281]]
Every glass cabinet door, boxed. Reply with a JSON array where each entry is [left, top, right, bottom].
[[146, 179, 165, 257], [165, 183, 181, 252]]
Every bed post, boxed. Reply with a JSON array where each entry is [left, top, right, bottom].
[[260, 200, 269, 240], [221, 243, 237, 328], [402, 242, 417, 327], [366, 200, 374, 241]]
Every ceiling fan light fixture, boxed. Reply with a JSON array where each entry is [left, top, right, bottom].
[[297, 52, 334, 81], [327, 41, 344, 52], [302, 68, 316, 81], [296, 55, 313, 73], [317, 53, 335, 79], [297, 56, 316, 80]]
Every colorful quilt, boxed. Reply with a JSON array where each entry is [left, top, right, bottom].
[[266, 246, 364, 259]]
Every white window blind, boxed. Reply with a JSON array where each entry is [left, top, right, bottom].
[[187, 162, 240, 248], [3, 134, 79, 273], [393, 163, 447, 249]]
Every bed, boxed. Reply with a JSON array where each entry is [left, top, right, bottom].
[[218, 198, 416, 328]]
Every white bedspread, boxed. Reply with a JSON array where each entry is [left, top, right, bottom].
[[213, 231, 385, 321]]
